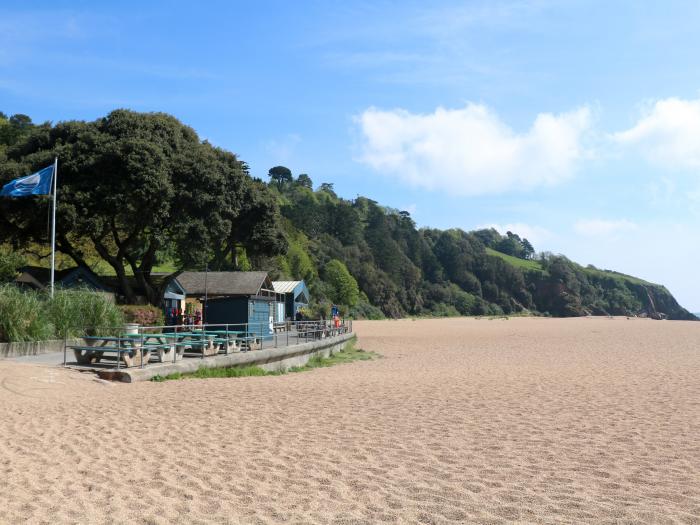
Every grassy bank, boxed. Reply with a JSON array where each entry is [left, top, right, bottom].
[[151, 338, 378, 382]]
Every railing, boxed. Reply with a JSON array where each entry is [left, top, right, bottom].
[[63, 318, 353, 370]]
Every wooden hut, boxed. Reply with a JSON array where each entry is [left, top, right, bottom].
[[167, 271, 279, 338]]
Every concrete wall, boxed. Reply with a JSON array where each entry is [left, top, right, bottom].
[[99, 332, 356, 383], [0, 339, 80, 358]]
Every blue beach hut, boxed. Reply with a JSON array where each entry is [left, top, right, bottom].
[[168, 271, 279, 338], [272, 280, 310, 320]]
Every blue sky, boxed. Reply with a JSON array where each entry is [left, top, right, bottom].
[[2, 1, 700, 310]]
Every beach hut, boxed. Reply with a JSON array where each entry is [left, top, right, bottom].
[[16, 266, 115, 298], [168, 271, 279, 338], [272, 280, 310, 320]]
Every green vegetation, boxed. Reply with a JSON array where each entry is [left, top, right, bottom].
[[119, 305, 164, 326], [0, 246, 26, 282], [0, 285, 54, 342], [323, 259, 360, 307], [0, 285, 124, 342], [0, 110, 286, 305], [151, 338, 377, 381], [1, 109, 694, 321], [485, 248, 544, 273]]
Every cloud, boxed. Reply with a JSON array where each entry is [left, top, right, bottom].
[[573, 219, 638, 237], [613, 97, 700, 168], [476, 223, 552, 245], [356, 103, 592, 195]]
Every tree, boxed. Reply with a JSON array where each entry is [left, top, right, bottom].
[[0, 112, 34, 148], [521, 238, 535, 259], [323, 259, 359, 307], [268, 165, 292, 189], [296, 173, 313, 189], [9, 114, 33, 130], [318, 182, 337, 197], [0, 110, 285, 304]]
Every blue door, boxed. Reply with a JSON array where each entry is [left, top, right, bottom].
[[248, 300, 273, 339]]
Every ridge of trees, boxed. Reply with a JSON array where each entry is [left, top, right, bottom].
[[0, 110, 694, 320]]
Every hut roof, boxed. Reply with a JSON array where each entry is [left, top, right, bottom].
[[16, 266, 112, 291], [272, 281, 303, 294], [174, 271, 271, 296]]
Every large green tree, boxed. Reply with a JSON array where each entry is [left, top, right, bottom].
[[0, 110, 286, 304]]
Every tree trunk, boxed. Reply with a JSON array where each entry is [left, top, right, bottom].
[[92, 238, 136, 303]]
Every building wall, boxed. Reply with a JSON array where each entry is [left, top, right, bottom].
[[205, 296, 274, 337]]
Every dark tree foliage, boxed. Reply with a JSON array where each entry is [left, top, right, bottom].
[[274, 179, 693, 320], [268, 165, 293, 189], [0, 110, 286, 304], [296, 173, 313, 189]]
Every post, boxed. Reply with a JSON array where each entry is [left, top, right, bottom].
[[63, 332, 67, 367], [50, 157, 58, 298], [203, 263, 208, 324]]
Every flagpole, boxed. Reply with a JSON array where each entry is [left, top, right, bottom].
[[50, 157, 58, 298]]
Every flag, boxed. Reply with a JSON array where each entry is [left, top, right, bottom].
[[0, 165, 54, 197]]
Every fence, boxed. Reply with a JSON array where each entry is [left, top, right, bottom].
[[63, 318, 353, 370]]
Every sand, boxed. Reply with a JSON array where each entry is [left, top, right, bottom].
[[1, 317, 699, 524]]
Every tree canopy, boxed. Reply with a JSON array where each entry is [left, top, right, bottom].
[[0, 109, 286, 303]]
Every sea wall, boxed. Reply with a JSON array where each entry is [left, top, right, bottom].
[[0, 339, 81, 358], [97, 332, 356, 383]]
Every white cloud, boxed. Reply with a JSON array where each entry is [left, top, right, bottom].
[[573, 219, 638, 237], [356, 103, 592, 195], [476, 223, 552, 245], [613, 97, 700, 168]]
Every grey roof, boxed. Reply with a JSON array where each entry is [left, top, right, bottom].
[[272, 281, 303, 294], [175, 271, 270, 296]]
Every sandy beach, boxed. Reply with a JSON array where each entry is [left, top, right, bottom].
[[1, 317, 699, 524]]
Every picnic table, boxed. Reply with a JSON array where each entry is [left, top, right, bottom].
[[169, 331, 249, 356], [189, 329, 259, 352], [70, 336, 170, 368], [121, 333, 184, 363]]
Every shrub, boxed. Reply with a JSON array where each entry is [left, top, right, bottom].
[[47, 289, 124, 338], [0, 285, 53, 342], [119, 305, 164, 326], [0, 247, 26, 283]]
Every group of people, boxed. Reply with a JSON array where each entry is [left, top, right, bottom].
[[165, 306, 202, 326]]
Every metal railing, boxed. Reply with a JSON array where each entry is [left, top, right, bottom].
[[63, 318, 352, 370]]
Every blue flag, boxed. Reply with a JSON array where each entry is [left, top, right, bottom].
[[0, 165, 54, 197]]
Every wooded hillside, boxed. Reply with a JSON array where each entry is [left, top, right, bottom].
[[0, 110, 694, 320]]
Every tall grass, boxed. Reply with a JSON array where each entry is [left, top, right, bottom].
[[0, 285, 54, 342], [0, 285, 124, 342]]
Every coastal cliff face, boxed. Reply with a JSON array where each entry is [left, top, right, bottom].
[[528, 270, 695, 320]]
